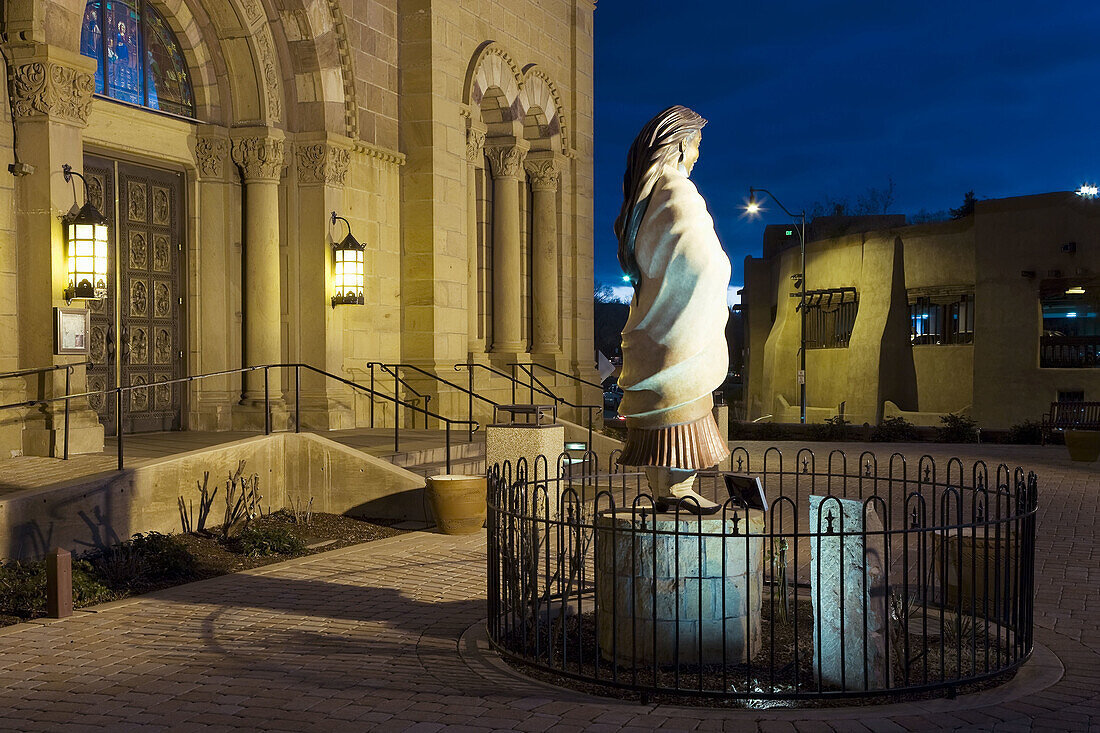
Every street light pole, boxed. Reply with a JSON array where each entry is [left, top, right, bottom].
[[747, 188, 807, 424]]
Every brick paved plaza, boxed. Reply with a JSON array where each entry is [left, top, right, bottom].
[[0, 441, 1095, 732]]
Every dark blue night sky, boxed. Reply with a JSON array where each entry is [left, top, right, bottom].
[[593, 1, 1100, 297]]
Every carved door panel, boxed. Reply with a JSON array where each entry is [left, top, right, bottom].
[[83, 155, 185, 435], [117, 161, 184, 433], [83, 156, 116, 432]]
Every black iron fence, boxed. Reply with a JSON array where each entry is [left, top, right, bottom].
[[486, 447, 1037, 701], [1040, 335, 1100, 368]]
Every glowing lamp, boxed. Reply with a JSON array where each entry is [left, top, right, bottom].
[[1076, 184, 1098, 199], [1066, 286, 1086, 295], [330, 211, 364, 307], [61, 164, 109, 302]]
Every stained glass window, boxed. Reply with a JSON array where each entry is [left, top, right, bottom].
[[79, 0, 196, 118]]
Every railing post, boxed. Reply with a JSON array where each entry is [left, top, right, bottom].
[[529, 364, 535, 403], [510, 363, 517, 403], [393, 387, 400, 453], [115, 387, 123, 471], [63, 367, 71, 460], [294, 365, 301, 433], [264, 367, 271, 435], [424, 394, 431, 430], [587, 406, 593, 449], [467, 366, 474, 441], [446, 422, 452, 473], [369, 363, 376, 428]]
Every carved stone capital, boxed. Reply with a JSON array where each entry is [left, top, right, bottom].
[[295, 143, 351, 185], [195, 135, 230, 180], [525, 157, 562, 192], [232, 136, 285, 181], [11, 60, 95, 124], [466, 128, 486, 164], [484, 143, 528, 180]]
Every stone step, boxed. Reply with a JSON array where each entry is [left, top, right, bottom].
[[402, 458, 487, 479], [380, 440, 485, 469]]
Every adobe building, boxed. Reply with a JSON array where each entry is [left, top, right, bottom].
[[0, 0, 599, 459], [742, 193, 1100, 430]]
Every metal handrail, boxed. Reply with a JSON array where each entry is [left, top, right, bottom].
[[508, 362, 599, 447], [0, 361, 91, 382], [0, 361, 92, 459], [0, 363, 478, 472], [454, 362, 562, 405], [513, 361, 603, 391], [367, 363, 430, 428]]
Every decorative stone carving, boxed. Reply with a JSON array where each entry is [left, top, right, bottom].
[[11, 61, 95, 124], [355, 141, 405, 166], [232, 136, 285, 181], [295, 143, 350, 185], [195, 136, 229, 179], [466, 128, 486, 164], [326, 0, 360, 138], [524, 157, 560, 191], [484, 144, 526, 179], [254, 30, 282, 123]]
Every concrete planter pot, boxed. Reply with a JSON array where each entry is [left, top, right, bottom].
[[1065, 430, 1100, 463], [425, 475, 487, 535]]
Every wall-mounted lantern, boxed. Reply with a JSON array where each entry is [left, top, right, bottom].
[[331, 211, 364, 307], [61, 163, 109, 302]]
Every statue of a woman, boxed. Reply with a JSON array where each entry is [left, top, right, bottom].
[[614, 106, 731, 513]]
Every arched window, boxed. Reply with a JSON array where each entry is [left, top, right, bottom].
[[80, 0, 196, 118]]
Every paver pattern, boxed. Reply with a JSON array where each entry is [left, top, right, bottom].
[[0, 440, 1095, 732]]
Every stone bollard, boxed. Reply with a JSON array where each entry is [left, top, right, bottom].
[[46, 548, 73, 619]]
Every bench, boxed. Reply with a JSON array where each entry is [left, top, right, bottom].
[[1042, 401, 1100, 443]]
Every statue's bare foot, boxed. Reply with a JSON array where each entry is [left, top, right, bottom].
[[656, 489, 722, 515]]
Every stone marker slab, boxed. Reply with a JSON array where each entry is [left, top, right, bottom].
[[809, 495, 887, 690]]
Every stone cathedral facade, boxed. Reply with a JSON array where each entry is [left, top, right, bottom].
[[0, 0, 597, 457]]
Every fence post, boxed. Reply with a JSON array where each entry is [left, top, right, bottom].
[[46, 548, 72, 619]]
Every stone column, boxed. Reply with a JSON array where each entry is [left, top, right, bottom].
[[484, 139, 529, 357], [525, 153, 564, 362], [292, 137, 354, 429], [8, 43, 104, 456], [465, 123, 486, 359], [231, 130, 285, 409], [190, 131, 236, 430]]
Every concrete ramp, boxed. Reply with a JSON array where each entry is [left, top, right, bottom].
[[0, 432, 428, 561]]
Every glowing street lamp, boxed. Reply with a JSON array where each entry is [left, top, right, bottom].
[[61, 164, 109, 302], [330, 211, 364, 307], [746, 187, 808, 424]]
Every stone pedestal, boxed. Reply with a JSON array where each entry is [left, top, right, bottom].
[[809, 495, 887, 690], [486, 421, 564, 517], [486, 423, 564, 480], [595, 509, 764, 666]]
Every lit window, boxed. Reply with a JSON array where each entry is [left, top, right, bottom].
[[909, 295, 974, 345], [80, 0, 196, 117]]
